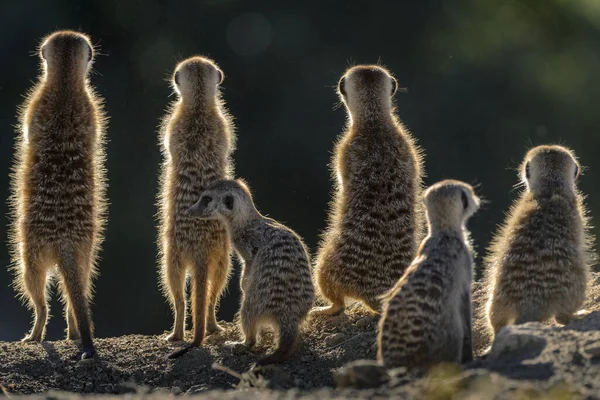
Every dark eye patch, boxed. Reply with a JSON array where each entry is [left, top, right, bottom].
[[461, 190, 469, 210], [200, 195, 212, 206], [224, 195, 234, 210]]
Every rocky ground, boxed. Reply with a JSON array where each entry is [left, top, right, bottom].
[[2, 274, 600, 399]]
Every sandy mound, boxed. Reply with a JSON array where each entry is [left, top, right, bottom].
[[2, 274, 600, 399]]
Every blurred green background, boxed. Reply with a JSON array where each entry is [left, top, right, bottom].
[[1, 0, 599, 341]]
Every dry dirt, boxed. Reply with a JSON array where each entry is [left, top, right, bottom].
[[2, 274, 600, 399]]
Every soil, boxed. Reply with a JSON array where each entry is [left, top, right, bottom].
[[2, 274, 600, 399]]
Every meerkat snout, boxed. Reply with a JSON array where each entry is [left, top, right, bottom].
[[188, 192, 235, 219]]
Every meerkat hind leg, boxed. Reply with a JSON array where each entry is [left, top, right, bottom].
[[207, 250, 229, 334], [190, 262, 209, 346], [165, 253, 186, 342], [256, 319, 298, 365], [60, 251, 95, 359], [555, 309, 590, 325], [22, 258, 49, 342], [66, 303, 80, 340]]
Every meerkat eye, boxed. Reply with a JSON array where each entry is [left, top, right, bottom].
[[200, 195, 212, 206], [338, 76, 346, 97], [174, 71, 181, 86], [461, 190, 469, 210], [391, 77, 398, 96], [525, 162, 531, 180], [224, 195, 234, 210]]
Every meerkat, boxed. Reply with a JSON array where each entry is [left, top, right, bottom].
[[9, 30, 107, 359], [485, 145, 594, 335], [158, 56, 235, 349], [377, 180, 480, 369], [188, 179, 315, 365], [312, 65, 424, 316]]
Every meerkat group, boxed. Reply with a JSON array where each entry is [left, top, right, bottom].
[[7, 30, 596, 371]]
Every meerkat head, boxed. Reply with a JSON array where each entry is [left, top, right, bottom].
[[522, 145, 580, 194], [172, 56, 224, 101], [40, 30, 94, 79], [338, 65, 398, 118], [424, 180, 480, 231], [188, 179, 257, 227]]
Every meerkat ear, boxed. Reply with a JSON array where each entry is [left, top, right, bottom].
[[216, 69, 224, 85], [41, 45, 48, 60], [338, 76, 346, 97], [525, 162, 531, 180], [174, 71, 181, 86], [86, 43, 93, 62], [461, 190, 469, 210], [574, 164, 580, 179], [224, 195, 234, 210], [391, 77, 398, 96]]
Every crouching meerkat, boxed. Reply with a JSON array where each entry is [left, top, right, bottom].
[[485, 145, 594, 335], [189, 180, 315, 365], [378, 180, 480, 369], [312, 65, 424, 316], [10, 30, 107, 359], [158, 56, 235, 347]]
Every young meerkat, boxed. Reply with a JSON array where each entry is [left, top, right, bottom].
[[10, 30, 107, 359], [158, 56, 235, 348], [189, 180, 315, 365], [378, 180, 480, 369], [485, 145, 594, 335], [312, 65, 424, 316]]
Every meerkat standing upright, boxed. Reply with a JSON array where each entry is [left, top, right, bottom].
[[485, 145, 594, 335], [312, 65, 424, 316], [10, 30, 107, 359], [158, 56, 235, 347], [188, 180, 315, 365], [377, 180, 480, 368]]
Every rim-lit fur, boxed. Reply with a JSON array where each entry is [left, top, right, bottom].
[[189, 180, 315, 365], [484, 145, 595, 337], [157, 56, 235, 347], [378, 180, 479, 369], [9, 30, 107, 359], [312, 65, 425, 316]]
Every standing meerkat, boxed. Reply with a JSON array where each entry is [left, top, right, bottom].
[[312, 65, 424, 316], [485, 145, 594, 335], [188, 180, 315, 365], [9, 30, 107, 359], [378, 180, 480, 369], [158, 56, 235, 347]]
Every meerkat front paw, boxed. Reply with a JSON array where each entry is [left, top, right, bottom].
[[22, 333, 43, 342], [310, 305, 345, 317], [207, 323, 224, 335]]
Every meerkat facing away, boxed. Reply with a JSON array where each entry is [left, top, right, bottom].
[[377, 180, 480, 369], [188, 180, 315, 365], [485, 145, 594, 335], [158, 56, 235, 348], [10, 30, 107, 359], [312, 65, 424, 316]]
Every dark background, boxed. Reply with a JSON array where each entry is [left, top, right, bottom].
[[1, 0, 600, 342]]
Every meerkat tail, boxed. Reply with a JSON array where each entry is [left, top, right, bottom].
[[191, 266, 209, 346], [256, 321, 298, 365], [59, 249, 95, 359]]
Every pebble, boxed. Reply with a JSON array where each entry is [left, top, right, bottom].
[[171, 387, 182, 395], [488, 324, 547, 359], [356, 317, 371, 329], [326, 333, 347, 347], [84, 382, 94, 392]]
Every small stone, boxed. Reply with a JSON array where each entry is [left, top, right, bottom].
[[326, 333, 347, 347], [488, 324, 547, 359], [356, 317, 371, 329], [334, 360, 389, 389], [84, 382, 94, 392], [171, 387, 182, 395], [583, 344, 600, 358], [172, 380, 183, 388]]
